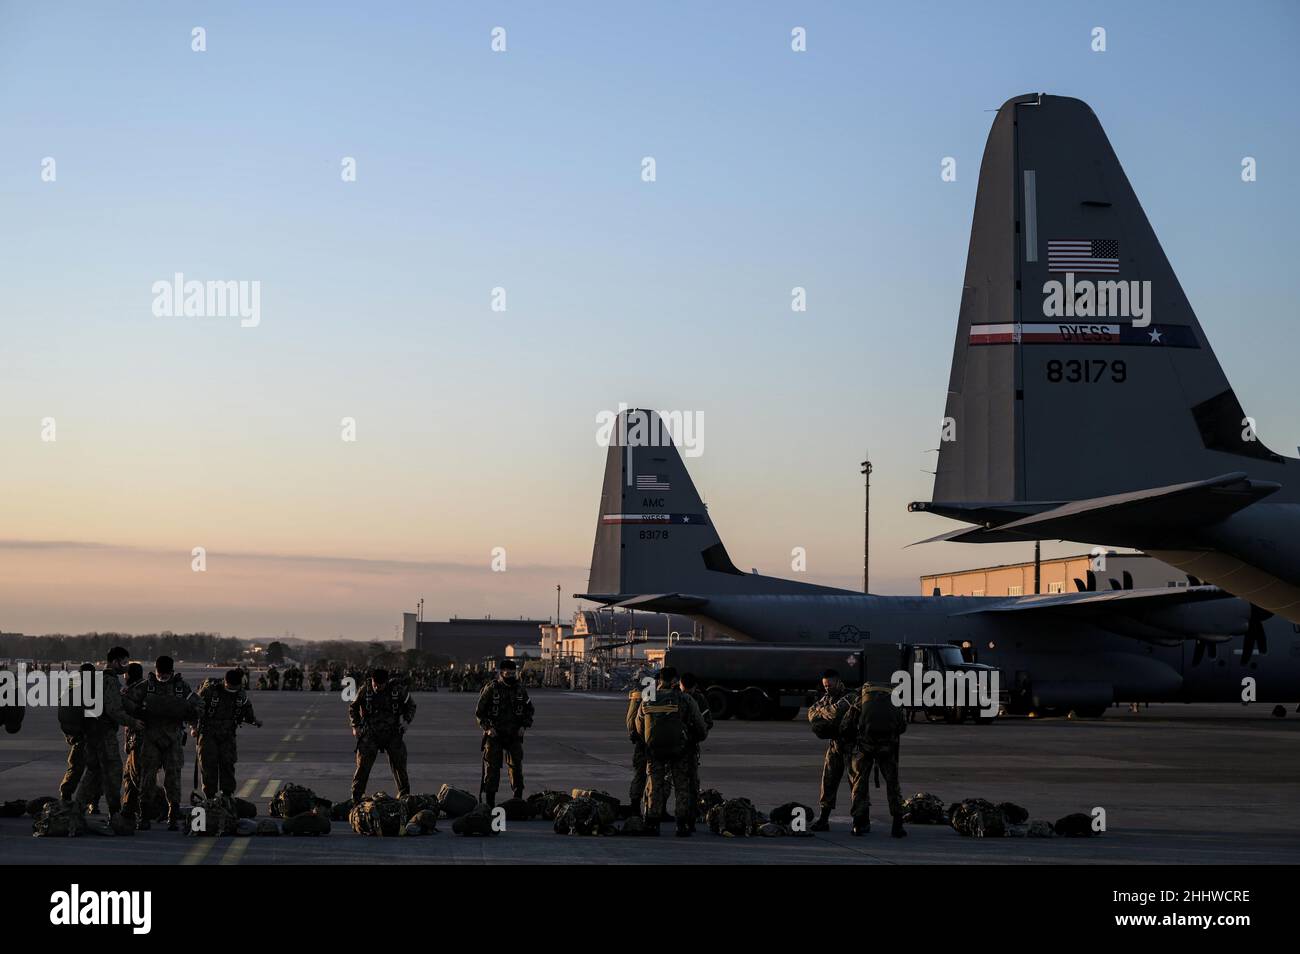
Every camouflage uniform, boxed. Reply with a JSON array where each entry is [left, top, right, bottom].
[[626, 687, 647, 810], [847, 687, 907, 824], [684, 687, 713, 823], [349, 682, 416, 802], [195, 680, 259, 798], [637, 687, 708, 827], [127, 674, 196, 824], [72, 667, 132, 815], [816, 685, 859, 814], [119, 675, 146, 818], [59, 736, 96, 803], [476, 677, 534, 805]]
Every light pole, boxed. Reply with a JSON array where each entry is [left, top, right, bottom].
[[861, 457, 872, 593]]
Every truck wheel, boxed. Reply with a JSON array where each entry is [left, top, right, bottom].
[[705, 686, 734, 721], [737, 687, 771, 721]]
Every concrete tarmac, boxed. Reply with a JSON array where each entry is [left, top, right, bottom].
[[3, 674, 1298, 864]]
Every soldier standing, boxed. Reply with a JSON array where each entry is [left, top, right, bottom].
[[119, 662, 147, 820], [810, 668, 857, 832], [72, 647, 142, 826], [637, 666, 708, 837], [127, 656, 197, 830], [846, 677, 907, 837], [476, 659, 534, 807], [626, 683, 647, 813], [677, 672, 712, 832], [193, 669, 262, 799], [57, 663, 100, 806], [349, 668, 416, 802]]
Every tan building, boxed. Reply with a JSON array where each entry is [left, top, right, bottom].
[[921, 551, 1195, 597]]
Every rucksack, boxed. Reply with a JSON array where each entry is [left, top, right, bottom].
[[452, 804, 497, 836], [527, 790, 572, 821], [950, 798, 1005, 838], [269, 783, 318, 818], [902, 792, 947, 824], [642, 693, 686, 758], [405, 809, 440, 835], [498, 796, 534, 821], [858, 685, 900, 743], [707, 797, 761, 837], [57, 681, 87, 736], [807, 694, 850, 740], [186, 796, 239, 837], [33, 800, 87, 837], [144, 676, 193, 721], [553, 796, 612, 836], [436, 785, 477, 818], [349, 793, 407, 836]]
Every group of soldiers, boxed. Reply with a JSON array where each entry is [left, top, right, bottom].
[[54, 651, 904, 839], [60, 648, 262, 830], [811, 668, 906, 837], [346, 658, 535, 807]]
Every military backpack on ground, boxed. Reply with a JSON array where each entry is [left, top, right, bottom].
[[707, 797, 762, 837], [902, 792, 947, 824], [950, 798, 1005, 838], [269, 782, 318, 818], [436, 784, 477, 818], [527, 790, 571, 821], [186, 796, 239, 837], [56, 692, 87, 737], [452, 803, 497, 836], [349, 793, 408, 836], [553, 795, 614, 835], [33, 800, 87, 837]]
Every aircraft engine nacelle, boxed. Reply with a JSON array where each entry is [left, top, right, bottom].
[[1138, 599, 1250, 639]]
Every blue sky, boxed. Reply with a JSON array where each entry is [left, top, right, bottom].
[[2, 1, 1297, 637]]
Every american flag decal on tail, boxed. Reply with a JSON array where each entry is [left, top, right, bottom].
[[635, 474, 670, 491], [1047, 239, 1119, 273]]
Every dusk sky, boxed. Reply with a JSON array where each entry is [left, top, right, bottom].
[[3, 1, 1297, 639]]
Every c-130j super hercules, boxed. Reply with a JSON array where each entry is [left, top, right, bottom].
[[911, 92, 1300, 628], [577, 96, 1299, 718]]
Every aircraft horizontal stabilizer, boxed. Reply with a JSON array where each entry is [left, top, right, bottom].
[[912, 473, 1279, 548], [613, 593, 710, 613]]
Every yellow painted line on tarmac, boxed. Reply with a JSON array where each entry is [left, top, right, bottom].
[[260, 779, 281, 798], [283, 752, 296, 762], [265, 752, 279, 762], [182, 840, 215, 865], [220, 840, 250, 865], [236, 779, 259, 799]]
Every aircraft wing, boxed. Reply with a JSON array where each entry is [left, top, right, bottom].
[[953, 584, 1231, 616], [956, 584, 1252, 643], [912, 473, 1279, 547]]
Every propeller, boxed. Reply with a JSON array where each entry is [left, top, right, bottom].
[[1074, 570, 1100, 593], [1186, 574, 1202, 587], [1123, 570, 1133, 590], [1242, 605, 1272, 663]]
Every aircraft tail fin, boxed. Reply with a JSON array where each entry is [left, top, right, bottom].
[[931, 93, 1287, 508], [585, 409, 743, 597]]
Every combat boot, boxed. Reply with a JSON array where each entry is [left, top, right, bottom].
[[167, 816, 180, 832], [675, 821, 692, 837], [812, 808, 831, 832], [644, 820, 661, 837], [891, 817, 907, 838], [512, 787, 524, 800], [136, 817, 151, 831], [851, 818, 870, 836]]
